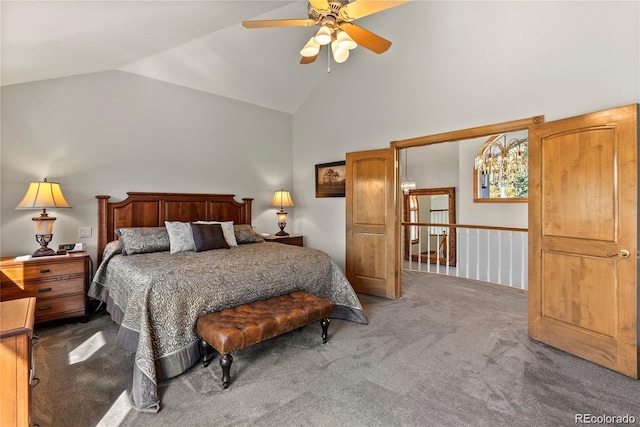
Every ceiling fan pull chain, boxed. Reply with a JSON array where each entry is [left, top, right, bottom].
[[327, 43, 331, 73]]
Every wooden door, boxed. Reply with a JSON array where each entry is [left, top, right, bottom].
[[346, 148, 400, 298], [528, 104, 638, 377]]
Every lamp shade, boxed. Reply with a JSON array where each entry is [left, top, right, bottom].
[[331, 40, 349, 63], [16, 178, 71, 210], [300, 37, 320, 57], [336, 30, 357, 50], [313, 26, 332, 45], [270, 190, 294, 209]]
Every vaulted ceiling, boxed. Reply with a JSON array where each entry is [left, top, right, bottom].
[[1, 1, 410, 114]]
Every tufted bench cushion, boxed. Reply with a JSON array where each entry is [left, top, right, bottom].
[[196, 290, 333, 388]]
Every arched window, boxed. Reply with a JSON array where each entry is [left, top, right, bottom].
[[474, 133, 528, 202]]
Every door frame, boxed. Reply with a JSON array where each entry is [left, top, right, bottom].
[[391, 116, 544, 150], [391, 115, 544, 279]]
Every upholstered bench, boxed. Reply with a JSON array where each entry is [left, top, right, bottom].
[[196, 291, 333, 389]]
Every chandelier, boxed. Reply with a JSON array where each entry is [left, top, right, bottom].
[[474, 134, 528, 198], [401, 148, 416, 194]]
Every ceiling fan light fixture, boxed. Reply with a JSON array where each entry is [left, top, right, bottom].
[[313, 26, 332, 45], [300, 37, 320, 57], [242, 0, 409, 65], [336, 30, 357, 50], [331, 40, 349, 63]]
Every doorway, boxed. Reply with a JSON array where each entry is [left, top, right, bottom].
[[403, 187, 456, 267], [395, 121, 534, 289], [390, 105, 639, 378]]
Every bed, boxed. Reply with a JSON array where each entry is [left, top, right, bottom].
[[88, 192, 367, 413]]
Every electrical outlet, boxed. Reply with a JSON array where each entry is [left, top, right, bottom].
[[78, 227, 92, 238], [251, 221, 258, 229]]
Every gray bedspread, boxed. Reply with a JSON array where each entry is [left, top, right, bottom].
[[88, 241, 367, 412]]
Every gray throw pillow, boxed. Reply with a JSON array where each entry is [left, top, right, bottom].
[[233, 224, 265, 244], [117, 227, 170, 255]]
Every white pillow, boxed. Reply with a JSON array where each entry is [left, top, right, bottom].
[[165, 221, 196, 254], [194, 221, 238, 247]]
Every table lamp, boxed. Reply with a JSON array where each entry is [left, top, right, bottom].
[[16, 178, 71, 257], [270, 189, 294, 236]]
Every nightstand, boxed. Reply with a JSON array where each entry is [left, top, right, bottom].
[[263, 234, 304, 247], [0, 252, 91, 324]]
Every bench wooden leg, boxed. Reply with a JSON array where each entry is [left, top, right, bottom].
[[220, 353, 233, 389], [321, 317, 330, 344], [201, 339, 215, 367]]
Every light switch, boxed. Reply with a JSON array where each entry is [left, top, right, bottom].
[[78, 227, 92, 238]]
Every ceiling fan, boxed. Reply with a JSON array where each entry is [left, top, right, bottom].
[[242, 0, 410, 65]]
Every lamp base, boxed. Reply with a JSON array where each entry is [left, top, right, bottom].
[[32, 246, 56, 257], [33, 234, 55, 257], [276, 220, 289, 236]]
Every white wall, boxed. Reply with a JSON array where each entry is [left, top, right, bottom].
[[1, 71, 293, 261], [293, 1, 640, 268], [1, 2, 638, 273]]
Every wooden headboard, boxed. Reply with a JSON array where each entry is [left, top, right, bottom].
[[96, 192, 253, 263]]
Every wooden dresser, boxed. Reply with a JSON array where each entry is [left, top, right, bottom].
[[0, 253, 90, 324], [1, 297, 36, 427]]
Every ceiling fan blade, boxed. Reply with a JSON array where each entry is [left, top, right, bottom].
[[300, 45, 324, 64], [309, 0, 331, 13], [300, 55, 319, 65], [242, 19, 316, 29], [340, 0, 411, 21], [340, 22, 392, 54]]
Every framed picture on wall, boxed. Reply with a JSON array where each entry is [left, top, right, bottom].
[[315, 161, 346, 197]]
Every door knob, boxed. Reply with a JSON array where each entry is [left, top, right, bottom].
[[605, 249, 630, 258]]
